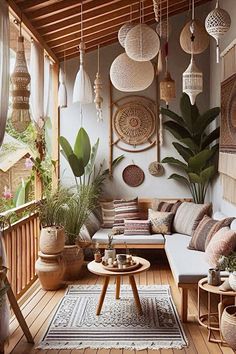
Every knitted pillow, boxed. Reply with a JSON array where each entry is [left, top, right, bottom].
[[188, 215, 235, 252], [148, 209, 174, 234], [152, 199, 182, 214], [100, 201, 115, 229], [113, 198, 139, 234], [205, 227, 236, 267], [124, 219, 151, 236], [173, 202, 212, 236]]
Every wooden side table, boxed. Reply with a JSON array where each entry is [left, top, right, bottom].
[[198, 277, 236, 344], [87, 256, 150, 316]]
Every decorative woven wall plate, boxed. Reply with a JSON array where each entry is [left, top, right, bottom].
[[148, 161, 164, 177], [113, 102, 155, 146], [122, 165, 145, 187]]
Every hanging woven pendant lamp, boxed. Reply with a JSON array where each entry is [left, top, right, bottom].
[[180, 19, 209, 54], [94, 45, 103, 122], [11, 33, 31, 133], [205, 0, 231, 63], [110, 53, 154, 92], [118, 23, 135, 48], [58, 68, 67, 108], [183, 54, 203, 105]]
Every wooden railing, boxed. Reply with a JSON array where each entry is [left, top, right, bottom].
[[1, 201, 40, 299]]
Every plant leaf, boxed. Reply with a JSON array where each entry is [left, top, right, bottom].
[[68, 154, 85, 177], [180, 137, 199, 152], [162, 157, 188, 170], [188, 149, 214, 173], [103, 155, 125, 175], [201, 127, 220, 149], [168, 173, 190, 186], [194, 107, 220, 134], [200, 166, 215, 182], [15, 179, 26, 207], [74, 128, 91, 167], [188, 172, 202, 184], [164, 121, 191, 140], [173, 142, 194, 162], [180, 93, 199, 133], [85, 138, 99, 176], [160, 107, 184, 126], [59, 136, 73, 161]]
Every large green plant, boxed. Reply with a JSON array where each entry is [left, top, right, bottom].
[[161, 94, 220, 204]]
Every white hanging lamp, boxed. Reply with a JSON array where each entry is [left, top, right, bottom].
[[125, 1, 160, 62], [205, 0, 231, 63], [183, 2, 203, 105], [94, 45, 103, 122], [160, 0, 176, 107], [110, 53, 154, 92], [11, 23, 31, 133], [73, 2, 93, 104], [58, 50, 67, 108], [118, 5, 135, 48]]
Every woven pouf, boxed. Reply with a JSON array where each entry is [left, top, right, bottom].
[[221, 305, 236, 350]]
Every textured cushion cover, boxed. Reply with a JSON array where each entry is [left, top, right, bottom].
[[124, 219, 150, 235], [189, 215, 235, 252], [148, 209, 174, 234], [152, 199, 182, 214], [205, 227, 236, 267], [85, 212, 101, 236], [100, 201, 115, 228], [173, 202, 212, 236], [113, 198, 139, 234], [92, 229, 165, 245]]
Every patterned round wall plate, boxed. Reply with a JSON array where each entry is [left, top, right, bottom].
[[148, 161, 165, 177], [113, 102, 156, 145], [122, 164, 145, 187]]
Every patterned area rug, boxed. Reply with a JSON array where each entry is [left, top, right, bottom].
[[39, 285, 188, 350]]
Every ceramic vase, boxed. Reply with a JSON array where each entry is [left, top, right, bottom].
[[104, 249, 116, 261], [229, 272, 236, 291], [35, 251, 65, 290], [221, 305, 236, 350], [39, 226, 65, 255], [63, 245, 84, 281]]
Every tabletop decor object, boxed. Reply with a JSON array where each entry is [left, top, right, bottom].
[[205, 0, 231, 63], [221, 305, 236, 350]]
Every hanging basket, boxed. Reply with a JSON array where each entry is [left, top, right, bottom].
[[125, 24, 160, 62], [180, 19, 210, 54], [110, 53, 154, 92]]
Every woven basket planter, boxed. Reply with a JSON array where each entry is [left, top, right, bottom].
[[39, 226, 65, 255], [221, 305, 236, 350], [63, 245, 84, 281]]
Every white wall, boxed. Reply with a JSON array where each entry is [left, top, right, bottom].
[[210, 0, 236, 216], [60, 4, 210, 200]]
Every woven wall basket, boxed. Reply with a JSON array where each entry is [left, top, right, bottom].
[[113, 102, 156, 145], [110, 53, 154, 92], [180, 19, 210, 54], [122, 164, 145, 187]]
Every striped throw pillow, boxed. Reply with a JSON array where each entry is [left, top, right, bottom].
[[148, 209, 174, 234], [188, 215, 235, 252], [152, 200, 182, 214], [113, 198, 139, 234], [100, 201, 115, 229], [124, 220, 151, 235]]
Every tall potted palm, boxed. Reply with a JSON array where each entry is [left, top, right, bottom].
[[161, 93, 220, 203]]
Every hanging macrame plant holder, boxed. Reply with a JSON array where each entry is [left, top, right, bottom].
[[205, 0, 231, 63], [11, 35, 31, 133], [94, 45, 103, 122]]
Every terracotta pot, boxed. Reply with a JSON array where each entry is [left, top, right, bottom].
[[39, 226, 65, 255], [35, 251, 65, 290], [221, 305, 236, 350], [229, 272, 236, 291], [63, 245, 84, 281]]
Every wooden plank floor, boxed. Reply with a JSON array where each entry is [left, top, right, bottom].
[[4, 252, 236, 354]]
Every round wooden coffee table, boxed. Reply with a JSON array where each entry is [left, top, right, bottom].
[[87, 256, 150, 316]]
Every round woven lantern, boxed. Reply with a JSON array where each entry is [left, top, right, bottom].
[[125, 24, 160, 62], [183, 55, 203, 105], [11, 36, 31, 132], [110, 53, 154, 92], [180, 19, 210, 54], [205, 0, 231, 62], [118, 22, 135, 48], [160, 71, 176, 106]]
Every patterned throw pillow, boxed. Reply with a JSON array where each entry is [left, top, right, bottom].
[[152, 199, 182, 214], [113, 198, 139, 234], [148, 209, 174, 234], [188, 215, 235, 252], [173, 202, 212, 236], [100, 201, 115, 229], [124, 219, 151, 235], [205, 227, 236, 267]]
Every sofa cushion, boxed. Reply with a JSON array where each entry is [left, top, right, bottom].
[[113, 198, 139, 234], [152, 199, 182, 214], [164, 233, 211, 284], [148, 209, 174, 234], [205, 227, 236, 267], [100, 201, 115, 228], [92, 229, 165, 245], [173, 202, 212, 236], [124, 219, 151, 235]]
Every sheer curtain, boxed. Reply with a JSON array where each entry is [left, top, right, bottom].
[[0, 0, 9, 147], [0, 232, 10, 346]]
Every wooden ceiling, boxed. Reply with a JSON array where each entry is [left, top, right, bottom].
[[8, 0, 212, 62]]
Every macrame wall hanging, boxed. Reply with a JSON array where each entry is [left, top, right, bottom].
[[94, 45, 103, 122], [10, 22, 31, 133]]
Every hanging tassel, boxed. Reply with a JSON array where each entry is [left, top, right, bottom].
[[159, 113, 163, 146]]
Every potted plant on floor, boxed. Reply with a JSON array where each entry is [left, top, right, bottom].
[[161, 93, 220, 203]]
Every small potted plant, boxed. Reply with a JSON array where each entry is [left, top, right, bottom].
[[219, 252, 236, 291], [104, 232, 116, 261]]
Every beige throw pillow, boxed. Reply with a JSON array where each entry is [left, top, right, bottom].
[[148, 209, 174, 234]]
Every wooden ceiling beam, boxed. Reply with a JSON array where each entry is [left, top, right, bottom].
[[32, 0, 153, 29], [17, 0, 55, 11]]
